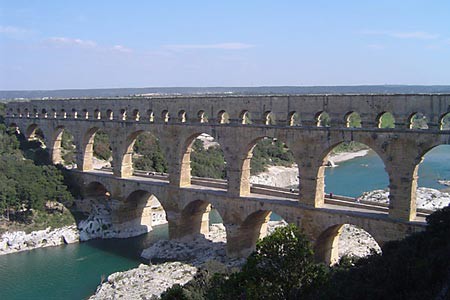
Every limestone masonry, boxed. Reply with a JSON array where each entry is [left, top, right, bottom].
[[6, 93, 450, 264]]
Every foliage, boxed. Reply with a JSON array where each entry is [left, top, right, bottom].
[[331, 141, 367, 154], [250, 138, 295, 174], [93, 130, 112, 161], [133, 132, 168, 173], [61, 130, 76, 165], [191, 140, 226, 179], [161, 225, 328, 300], [379, 112, 395, 128], [308, 205, 450, 300]]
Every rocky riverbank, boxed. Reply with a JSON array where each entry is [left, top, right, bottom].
[[0, 225, 79, 255], [358, 187, 450, 210]]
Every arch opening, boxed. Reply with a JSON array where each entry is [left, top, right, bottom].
[[263, 111, 276, 125], [409, 112, 429, 129], [161, 110, 169, 123], [197, 110, 208, 123], [130, 131, 168, 175], [51, 126, 77, 167], [82, 128, 113, 171], [345, 111, 361, 128], [240, 110, 252, 125], [132, 109, 140, 121], [217, 110, 230, 124], [248, 137, 297, 192], [181, 133, 227, 186], [322, 141, 389, 202], [178, 110, 187, 123], [314, 224, 381, 265], [316, 111, 330, 127], [288, 111, 300, 126], [415, 145, 450, 212], [377, 112, 395, 128]]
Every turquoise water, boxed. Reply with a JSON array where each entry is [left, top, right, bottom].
[[1, 145, 449, 299], [0, 226, 168, 300], [325, 145, 450, 197]]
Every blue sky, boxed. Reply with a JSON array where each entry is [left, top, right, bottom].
[[0, 1, 449, 90]]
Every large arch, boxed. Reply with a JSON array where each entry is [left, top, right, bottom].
[[81, 127, 112, 171], [122, 130, 168, 178], [179, 132, 227, 187], [49, 126, 77, 166], [314, 223, 382, 265], [119, 190, 168, 234], [238, 135, 298, 196], [318, 141, 389, 202]]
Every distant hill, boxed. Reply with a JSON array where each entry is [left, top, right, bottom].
[[1, 85, 450, 100]]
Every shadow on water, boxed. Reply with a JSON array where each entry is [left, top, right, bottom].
[[81, 224, 170, 262]]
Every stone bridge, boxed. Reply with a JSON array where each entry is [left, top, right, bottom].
[[6, 93, 450, 263]]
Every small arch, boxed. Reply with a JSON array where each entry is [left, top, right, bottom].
[[316, 111, 330, 127], [263, 111, 276, 125], [240, 110, 251, 124], [197, 110, 208, 123], [345, 111, 362, 128], [106, 109, 114, 120], [72, 109, 78, 119], [120, 109, 127, 121], [124, 190, 167, 232], [147, 110, 154, 123], [41, 109, 48, 118], [94, 109, 101, 120], [16, 108, 22, 118], [24, 108, 29, 118], [179, 200, 224, 238], [33, 109, 38, 118], [82, 109, 89, 119], [61, 109, 67, 119], [161, 110, 169, 123], [288, 111, 300, 126], [217, 110, 230, 124], [178, 110, 187, 123], [51, 109, 57, 118], [408, 112, 429, 129], [132, 109, 140, 121], [377, 112, 395, 128]]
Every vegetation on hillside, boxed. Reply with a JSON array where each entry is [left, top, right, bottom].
[[0, 103, 74, 230]]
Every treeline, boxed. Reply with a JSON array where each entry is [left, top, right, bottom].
[[0, 104, 73, 223], [160, 207, 450, 300]]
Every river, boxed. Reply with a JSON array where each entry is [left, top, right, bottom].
[[1, 145, 449, 299]]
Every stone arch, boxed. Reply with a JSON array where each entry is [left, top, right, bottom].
[[197, 110, 208, 123], [147, 110, 154, 122], [345, 111, 362, 128], [84, 181, 111, 199], [61, 109, 67, 119], [132, 109, 140, 121], [71, 108, 78, 119], [217, 110, 230, 124], [94, 109, 101, 119], [24, 108, 29, 118], [238, 135, 297, 196], [25, 123, 40, 140], [177, 199, 224, 238], [288, 111, 300, 126], [179, 132, 227, 187], [240, 110, 251, 124], [178, 110, 187, 123], [314, 223, 381, 265], [316, 140, 389, 204], [439, 112, 450, 130], [377, 112, 395, 128], [41, 109, 48, 118], [52, 126, 77, 166], [106, 109, 114, 120], [121, 190, 168, 233], [408, 112, 429, 129], [82, 109, 89, 119], [122, 130, 168, 177], [16, 108, 22, 118], [316, 111, 330, 127], [263, 111, 276, 125], [51, 109, 57, 118], [161, 110, 170, 123], [32, 108, 38, 118], [81, 127, 112, 171], [120, 109, 127, 121]]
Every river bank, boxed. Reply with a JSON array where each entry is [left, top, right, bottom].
[[0, 225, 79, 255]]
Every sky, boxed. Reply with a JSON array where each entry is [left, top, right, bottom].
[[0, 0, 449, 90]]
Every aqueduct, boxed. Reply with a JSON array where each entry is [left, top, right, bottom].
[[6, 93, 450, 263]]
